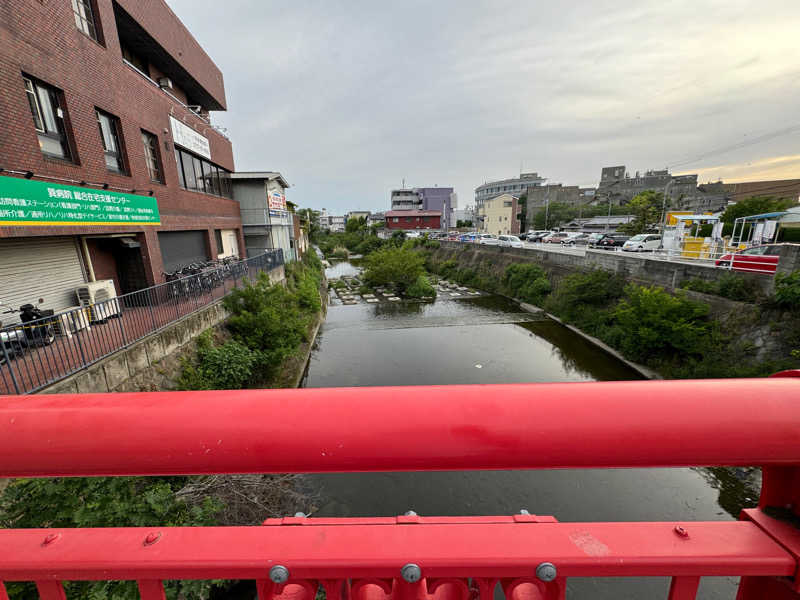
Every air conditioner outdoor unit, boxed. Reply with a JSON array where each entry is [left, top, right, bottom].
[[158, 77, 173, 89], [75, 280, 121, 322]]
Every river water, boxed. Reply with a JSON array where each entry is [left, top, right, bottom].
[[300, 263, 757, 599]]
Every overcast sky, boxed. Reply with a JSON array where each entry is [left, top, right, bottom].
[[167, 0, 800, 214]]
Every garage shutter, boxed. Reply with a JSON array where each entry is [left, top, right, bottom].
[[158, 230, 208, 272], [0, 237, 86, 322]]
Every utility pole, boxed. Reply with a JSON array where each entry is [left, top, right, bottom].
[[544, 186, 550, 230]]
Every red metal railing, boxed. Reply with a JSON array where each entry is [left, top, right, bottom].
[[1, 379, 800, 599]]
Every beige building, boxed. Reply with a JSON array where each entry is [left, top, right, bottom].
[[479, 193, 521, 236]]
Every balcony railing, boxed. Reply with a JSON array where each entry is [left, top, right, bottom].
[[1, 377, 800, 599], [0, 250, 284, 395]]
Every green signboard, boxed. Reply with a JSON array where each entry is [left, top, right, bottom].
[[0, 175, 160, 226]]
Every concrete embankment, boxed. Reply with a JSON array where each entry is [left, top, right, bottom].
[[435, 241, 774, 294]]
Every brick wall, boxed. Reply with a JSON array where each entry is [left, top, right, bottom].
[[0, 0, 241, 282]]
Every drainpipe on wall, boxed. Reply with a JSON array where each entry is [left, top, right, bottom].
[[80, 237, 96, 282]]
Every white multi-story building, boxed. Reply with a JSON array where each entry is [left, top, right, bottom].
[[475, 172, 545, 210], [329, 215, 346, 232]]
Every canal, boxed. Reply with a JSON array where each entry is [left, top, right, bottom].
[[300, 263, 757, 599]]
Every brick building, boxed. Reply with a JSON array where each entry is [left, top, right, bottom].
[[385, 210, 442, 231], [0, 0, 243, 312]]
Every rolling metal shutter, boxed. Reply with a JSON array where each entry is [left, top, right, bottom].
[[158, 230, 208, 272], [0, 237, 86, 322]]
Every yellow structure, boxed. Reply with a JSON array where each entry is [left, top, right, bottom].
[[479, 193, 519, 236]]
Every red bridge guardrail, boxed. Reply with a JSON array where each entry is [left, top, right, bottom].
[[1, 379, 800, 599]]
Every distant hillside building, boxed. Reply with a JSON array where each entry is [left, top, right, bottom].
[[475, 172, 546, 210]]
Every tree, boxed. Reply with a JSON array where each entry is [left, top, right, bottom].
[[345, 216, 368, 233], [618, 191, 662, 235], [363, 247, 425, 294], [456, 220, 473, 228], [720, 196, 797, 237], [297, 208, 321, 241]]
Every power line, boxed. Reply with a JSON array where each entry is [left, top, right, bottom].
[[666, 123, 800, 170]]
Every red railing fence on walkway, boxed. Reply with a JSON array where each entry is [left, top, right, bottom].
[[1, 378, 800, 599]]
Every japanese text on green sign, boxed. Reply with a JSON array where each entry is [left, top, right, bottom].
[[0, 175, 160, 226]]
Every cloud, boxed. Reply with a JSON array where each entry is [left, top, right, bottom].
[[689, 154, 800, 183], [166, 0, 800, 214]]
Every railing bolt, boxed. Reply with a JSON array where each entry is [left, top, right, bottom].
[[401, 563, 422, 583], [42, 533, 61, 547], [293, 512, 307, 518], [519, 509, 530, 515], [536, 562, 557, 582], [143, 532, 162, 546], [404, 510, 417, 516], [270, 565, 290, 584], [674, 525, 689, 539]]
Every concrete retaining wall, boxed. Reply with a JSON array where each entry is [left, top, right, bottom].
[[436, 241, 774, 293]]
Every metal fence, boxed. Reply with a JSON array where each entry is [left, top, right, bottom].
[[0, 249, 284, 395]]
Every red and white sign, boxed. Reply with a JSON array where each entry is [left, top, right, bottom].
[[269, 191, 286, 211]]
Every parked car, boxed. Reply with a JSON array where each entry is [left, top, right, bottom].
[[594, 234, 629, 249], [542, 231, 569, 244], [622, 234, 661, 252], [446, 232, 461, 241], [523, 230, 550, 242], [460, 232, 479, 242], [478, 233, 499, 245], [715, 244, 783, 274], [405, 231, 421, 239], [562, 232, 592, 246], [498, 235, 524, 248]]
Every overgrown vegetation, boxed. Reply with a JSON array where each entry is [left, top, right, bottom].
[[681, 273, 761, 303], [362, 246, 435, 298], [179, 251, 324, 389], [774, 271, 800, 309], [503, 263, 551, 305]]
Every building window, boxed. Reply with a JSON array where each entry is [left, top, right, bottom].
[[141, 130, 163, 183], [95, 109, 126, 174], [214, 229, 223, 252], [393, 218, 398, 223], [71, 0, 101, 42], [23, 76, 74, 161], [174, 148, 233, 199], [121, 46, 148, 75]]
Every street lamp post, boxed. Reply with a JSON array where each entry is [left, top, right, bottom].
[[659, 179, 674, 250]]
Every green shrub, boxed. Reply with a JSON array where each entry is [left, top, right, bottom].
[[406, 274, 437, 299], [179, 339, 258, 390], [223, 272, 309, 375], [607, 285, 711, 363], [503, 263, 551, 305], [774, 271, 800, 308], [331, 247, 349, 260], [1, 477, 220, 600], [681, 274, 759, 302], [544, 270, 625, 328], [363, 247, 426, 294], [681, 278, 716, 294]]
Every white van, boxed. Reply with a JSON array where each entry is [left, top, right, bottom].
[[622, 234, 661, 252]]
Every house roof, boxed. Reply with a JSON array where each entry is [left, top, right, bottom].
[[231, 171, 290, 188], [385, 210, 442, 217]]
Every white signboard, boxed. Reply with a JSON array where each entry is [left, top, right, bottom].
[[169, 116, 210, 160]]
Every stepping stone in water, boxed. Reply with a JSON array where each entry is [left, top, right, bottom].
[[366, 298, 379, 303], [343, 300, 357, 305], [449, 292, 461, 297], [362, 294, 375, 299], [457, 286, 468, 291], [388, 296, 401, 301]]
